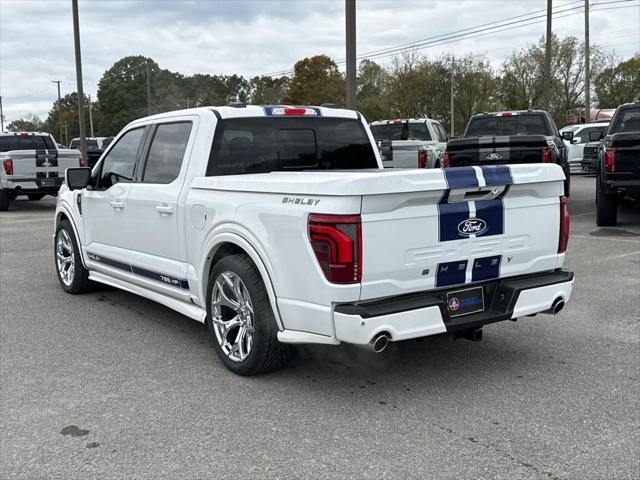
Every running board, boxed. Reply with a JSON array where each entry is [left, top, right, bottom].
[[89, 271, 207, 323]]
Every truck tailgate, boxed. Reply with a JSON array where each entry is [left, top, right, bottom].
[[9, 149, 81, 182], [447, 135, 549, 166], [360, 164, 565, 300]]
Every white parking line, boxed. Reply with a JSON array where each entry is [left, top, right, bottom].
[[572, 235, 640, 244]]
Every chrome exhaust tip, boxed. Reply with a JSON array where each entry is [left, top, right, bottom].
[[370, 333, 390, 353], [544, 297, 565, 315]]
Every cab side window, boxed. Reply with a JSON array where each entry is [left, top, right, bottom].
[[98, 128, 145, 189], [142, 122, 192, 184]]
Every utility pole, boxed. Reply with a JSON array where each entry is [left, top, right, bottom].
[[450, 56, 455, 137], [0, 96, 4, 132], [71, 0, 87, 162], [88, 94, 94, 137], [584, 0, 591, 123], [186, 98, 190, 109], [345, 0, 356, 109], [51, 80, 63, 142], [146, 60, 152, 115], [543, 0, 553, 111]]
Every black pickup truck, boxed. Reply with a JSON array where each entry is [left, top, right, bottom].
[[444, 110, 572, 195], [591, 101, 640, 226]]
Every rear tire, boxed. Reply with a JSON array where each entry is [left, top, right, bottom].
[[28, 193, 46, 201], [55, 219, 93, 293], [206, 254, 292, 375], [0, 189, 10, 211], [596, 177, 617, 226]]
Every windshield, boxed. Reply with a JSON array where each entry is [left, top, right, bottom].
[[207, 117, 378, 176], [465, 114, 551, 137]]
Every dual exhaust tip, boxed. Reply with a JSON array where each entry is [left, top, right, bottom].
[[362, 297, 565, 352]]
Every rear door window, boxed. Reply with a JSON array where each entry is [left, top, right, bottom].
[[142, 122, 192, 184], [207, 117, 377, 176]]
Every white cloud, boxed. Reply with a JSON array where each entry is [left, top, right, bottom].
[[1, 0, 638, 124]]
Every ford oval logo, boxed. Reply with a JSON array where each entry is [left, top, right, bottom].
[[457, 218, 487, 236], [486, 152, 503, 160]]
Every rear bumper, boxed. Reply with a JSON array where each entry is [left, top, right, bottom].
[[333, 270, 574, 345], [1, 177, 63, 193]]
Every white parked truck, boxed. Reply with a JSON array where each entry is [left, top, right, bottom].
[[54, 105, 574, 375], [0, 132, 83, 211], [370, 118, 449, 168]]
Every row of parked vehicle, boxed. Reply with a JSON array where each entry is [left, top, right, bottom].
[[369, 101, 640, 225]]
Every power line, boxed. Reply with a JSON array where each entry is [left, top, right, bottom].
[[262, 0, 637, 77]]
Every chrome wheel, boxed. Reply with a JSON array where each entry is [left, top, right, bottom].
[[56, 229, 75, 286], [211, 272, 254, 362]]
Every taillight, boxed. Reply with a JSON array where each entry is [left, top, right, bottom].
[[541, 146, 551, 163], [604, 147, 616, 172], [2, 158, 13, 176], [79, 158, 86, 167], [442, 151, 450, 168], [558, 196, 570, 253], [418, 149, 427, 168], [308, 214, 362, 284]]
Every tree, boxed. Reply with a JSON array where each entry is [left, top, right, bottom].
[[594, 55, 640, 108], [249, 75, 289, 104], [42, 92, 91, 144], [285, 55, 344, 105], [96, 56, 161, 134], [356, 59, 391, 122], [7, 114, 44, 133]]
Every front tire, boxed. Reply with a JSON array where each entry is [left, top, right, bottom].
[[55, 219, 92, 293], [0, 189, 11, 211], [206, 254, 291, 375], [596, 176, 617, 226]]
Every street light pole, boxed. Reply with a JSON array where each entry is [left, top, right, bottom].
[[0, 96, 4, 132], [450, 56, 455, 137], [51, 81, 63, 143], [345, 0, 356, 109], [71, 0, 87, 162]]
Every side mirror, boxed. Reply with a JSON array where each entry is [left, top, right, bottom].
[[378, 139, 393, 161], [571, 136, 581, 144], [562, 131, 574, 141], [589, 131, 604, 141], [65, 167, 92, 190]]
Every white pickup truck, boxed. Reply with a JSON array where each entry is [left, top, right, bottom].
[[0, 132, 83, 211], [55, 105, 574, 375]]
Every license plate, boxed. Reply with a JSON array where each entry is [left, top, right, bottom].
[[40, 179, 55, 187], [447, 286, 485, 317]]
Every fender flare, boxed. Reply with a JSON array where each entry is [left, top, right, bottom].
[[199, 230, 284, 331], [54, 203, 87, 269]]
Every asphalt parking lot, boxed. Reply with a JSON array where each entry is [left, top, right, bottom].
[[1, 175, 639, 480]]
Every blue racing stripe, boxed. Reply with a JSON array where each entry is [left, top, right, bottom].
[[438, 201, 470, 241], [436, 260, 468, 287], [471, 255, 502, 282], [474, 199, 504, 237], [481, 165, 513, 186], [443, 167, 478, 189]]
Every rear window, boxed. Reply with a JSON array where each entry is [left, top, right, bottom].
[[369, 122, 432, 141], [207, 117, 378, 176], [0, 135, 54, 152], [610, 107, 640, 133], [465, 115, 551, 137]]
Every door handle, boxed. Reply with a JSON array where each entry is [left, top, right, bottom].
[[110, 200, 125, 209], [155, 204, 174, 215]]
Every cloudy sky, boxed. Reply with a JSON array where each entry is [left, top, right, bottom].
[[0, 0, 638, 124]]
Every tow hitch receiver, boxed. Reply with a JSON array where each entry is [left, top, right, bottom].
[[454, 328, 483, 342]]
